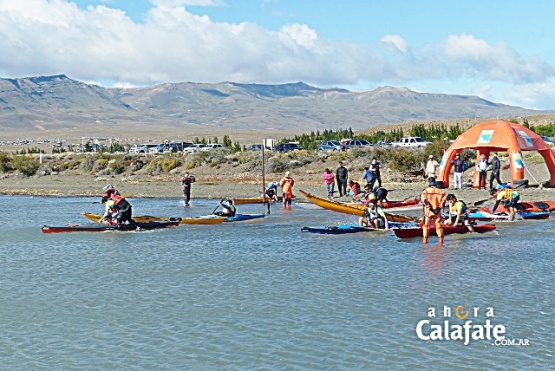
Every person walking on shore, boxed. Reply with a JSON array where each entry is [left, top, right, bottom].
[[489, 153, 502, 190], [322, 168, 335, 199], [280, 171, 295, 209], [362, 166, 376, 189], [369, 158, 382, 187], [335, 162, 348, 197], [477, 154, 488, 190], [451, 153, 466, 190], [180, 172, 196, 207], [425, 155, 440, 181]]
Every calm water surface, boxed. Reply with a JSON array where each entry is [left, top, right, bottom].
[[0, 195, 553, 369]]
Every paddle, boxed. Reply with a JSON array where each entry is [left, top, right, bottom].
[[211, 199, 224, 215], [473, 197, 493, 206]]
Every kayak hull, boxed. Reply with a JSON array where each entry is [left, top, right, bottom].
[[224, 214, 266, 222], [233, 196, 283, 205], [301, 221, 419, 234], [41, 220, 180, 234], [468, 209, 550, 221], [393, 223, 496, 239], [299, 189, 416, 223], [82, 212, 225, 225]]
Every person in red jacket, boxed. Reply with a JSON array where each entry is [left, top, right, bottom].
[[101, 184, 137, 229]]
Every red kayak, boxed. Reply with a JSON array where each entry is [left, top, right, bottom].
[[393, 223, 496, 239], [490, 200, 555, 213]]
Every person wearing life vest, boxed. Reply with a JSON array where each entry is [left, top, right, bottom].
[[371, 186, 389, 205], [214, 199, 236, 217], [280, 171, 295, 209], [444, 194, 474, 232], [359, 199, 389, 229], [361, 185, 377, 205], [264, 182, 279, 202], [491, 188, 520, 221], [101, 184, 137, 228], [99, 199, 118, 225], [421, 180, 447, 245]]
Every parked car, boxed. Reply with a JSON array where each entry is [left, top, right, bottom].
[[540, 135, 555, 146], [248, 144, 271, 151], [391, 136, 432, 148], [183, 144, 206, 153], [274, 143, 304, 152], [129, 144, 158, 154], [318, 140, 343, 151], [343, 139, 373, 150], [201, 143, 225, 151]]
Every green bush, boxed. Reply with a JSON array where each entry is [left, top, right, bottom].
[[0, 151, 14, 172], [13, 155, 40, 176]]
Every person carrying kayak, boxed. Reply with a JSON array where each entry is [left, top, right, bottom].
[[491, 188, 520, 221], [421, 181, 447, 245], [358, 198, 389, 229], [444, 194, 474, 232], [213, 199, 236, 217], [101, 184, 137, 229]]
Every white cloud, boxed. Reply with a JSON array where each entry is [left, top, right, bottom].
[[380, 35, 409, 54], [1, 1, 555, 108]]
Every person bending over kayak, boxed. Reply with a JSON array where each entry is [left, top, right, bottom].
[[359, 200, 389, 229], [348, 180, 361, 202], [213, 199, 236, 217], [264, 182, 279, 202], [371, 186, 389, 205], [99, 199, 118, 225], [101, 184, 137, 229], [444, 194, 474, 232], [491, 188, 520, 221], [421, 181, 447, 245]]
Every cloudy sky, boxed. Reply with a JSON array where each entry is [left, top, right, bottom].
[[1, 0, 555, 109]]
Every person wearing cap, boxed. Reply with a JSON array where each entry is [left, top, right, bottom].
[[421, 180, 447, 245], [100, 184, 137, 229], [279, 171, 295, 209], [425, 155, 440, 181], [444, 194, 474, 232], [451, 153, 466, 190], [477, 154, 489, 190], [180, 172, 196, 207], [489, 153, 502, 190], [213, 199, 236, 217], [322, 168, 335, 199], [335, 162, 349, 197], [264, 181, 279, 202]]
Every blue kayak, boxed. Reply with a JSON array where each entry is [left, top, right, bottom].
[[466, 209, 550, 222], [224, 213, 266, 222], [301, 221, 419, 234]]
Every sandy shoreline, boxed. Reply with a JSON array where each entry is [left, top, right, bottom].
[[1, 171, 554, 207]]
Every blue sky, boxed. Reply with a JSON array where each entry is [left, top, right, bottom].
[[1, 0, 555, 110]]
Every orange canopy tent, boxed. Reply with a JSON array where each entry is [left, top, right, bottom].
[[437, 120, 555, 188]]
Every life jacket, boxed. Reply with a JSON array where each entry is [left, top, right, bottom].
[[364, 205, 385, 222], [450, 200, 467, 214], [421, 187, 446, 215], [110, 192, 126, 206], [497, 188, 518, 201], [281, 177, 294, 193]]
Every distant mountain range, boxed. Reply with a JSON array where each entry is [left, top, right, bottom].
[[0, 74, 551, 136]]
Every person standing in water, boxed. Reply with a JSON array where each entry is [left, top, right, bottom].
[[280, 171, 295, 209]]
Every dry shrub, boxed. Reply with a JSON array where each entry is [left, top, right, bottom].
[[13, 155, 40, 176]]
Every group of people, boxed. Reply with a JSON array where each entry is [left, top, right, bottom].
[[420, 178, 520, 245], [321, 158, 382, 202], [426, 152, 503, 191], [100, 184, 137, 229]]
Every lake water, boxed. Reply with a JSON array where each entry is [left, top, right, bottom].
[[1, 195, 553, 369]]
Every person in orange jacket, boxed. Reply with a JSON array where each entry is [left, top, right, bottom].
[[421, 180, 447, 245], [280, 171, 295, 209]]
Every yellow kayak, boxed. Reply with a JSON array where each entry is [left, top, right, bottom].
[[81, 212, 225, 225], [233, 196, 283, 205], [298, 190, 416, 223]]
